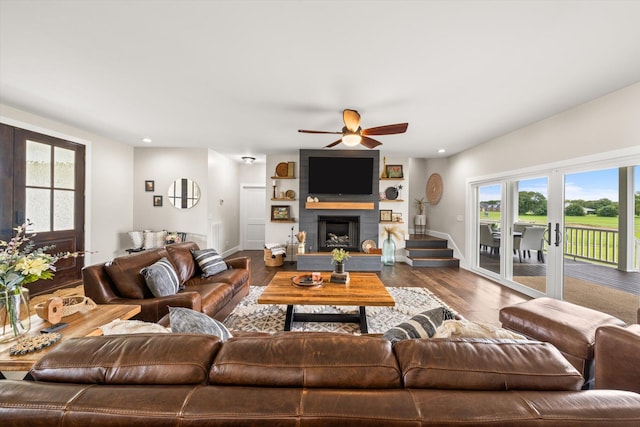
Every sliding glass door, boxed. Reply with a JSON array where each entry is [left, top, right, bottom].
[[471, 160, 639, 324]]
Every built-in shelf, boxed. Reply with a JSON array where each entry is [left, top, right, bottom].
[[271, 176, 296, 179], [271, 219, 296, 223], [271, 198, 296, 201], [380, 177, 404, 180], [380, 221, 405, 224], [379, 199, 404, 202], [305, 202, 375, 210]]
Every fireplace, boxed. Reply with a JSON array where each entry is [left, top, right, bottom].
[[317, 216, 360, 252]]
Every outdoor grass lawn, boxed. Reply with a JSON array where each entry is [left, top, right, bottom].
[[481, 212, 640, 239]]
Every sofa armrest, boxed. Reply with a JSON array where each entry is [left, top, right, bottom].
[[134, 291, 202, 322], [595, 324, 640, 393], [225, 256, 250, 271]]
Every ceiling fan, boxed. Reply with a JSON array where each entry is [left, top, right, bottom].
[[298, 109, 408, 149]]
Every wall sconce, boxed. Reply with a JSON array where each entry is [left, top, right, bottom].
[[241, 156, 256, 164]]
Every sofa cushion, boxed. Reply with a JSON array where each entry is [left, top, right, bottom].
[[140, 257, 180, 297], [169, 307, 233, 341], [382, 306, 456, 343], [210, 332, 402, 388], [196, 268, 249, 294], [30, 334, 222, 385], [394, 338, 584, 391], [192, 248, 228, 277], [165, 242, 199, 284], [104, 249, 168, 299]]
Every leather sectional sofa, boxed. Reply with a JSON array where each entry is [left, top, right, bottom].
[[2, 332, 639, 425], [82, 242, 250, 322]]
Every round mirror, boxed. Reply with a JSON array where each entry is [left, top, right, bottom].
[[167, 178, 201, 209]]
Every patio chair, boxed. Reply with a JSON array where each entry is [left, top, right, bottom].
[[480, 224, 499, 255], [514, 226, 546, 262]]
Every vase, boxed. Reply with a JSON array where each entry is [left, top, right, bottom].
[[0, 286, 31, 343], [334, 262, 345, 274], [382, 237, 396, 266]]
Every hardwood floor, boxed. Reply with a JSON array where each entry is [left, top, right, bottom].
[[232, 250, 530, 326]]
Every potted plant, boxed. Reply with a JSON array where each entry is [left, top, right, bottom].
[[414, 198, 427, 229], [331, 248, 350, 274]]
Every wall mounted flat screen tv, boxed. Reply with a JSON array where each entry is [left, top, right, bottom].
[[308, 156, 374, 195]]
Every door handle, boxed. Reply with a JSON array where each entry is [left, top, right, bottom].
[[554, 223, 562, 247], [544, 223, 552, 245]]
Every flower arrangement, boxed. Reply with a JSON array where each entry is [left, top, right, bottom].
[[1, 221, 83, 338], [165, 232, 182, 245], [382, 225, 404, 242], [296, 231, 306, 244], [330, 248, 350, 264]]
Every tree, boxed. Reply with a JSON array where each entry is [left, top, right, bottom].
[[565, 203, 585, 216], [597, 205, 618, 217], [635, 191, 640, 216], [519, 191, 547, 215]]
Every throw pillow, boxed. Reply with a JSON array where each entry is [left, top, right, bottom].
[[169, 307, 232, 341], [128, 231, 144, 249], [191, 248, 228, 277], [100, 319, 171, 335], [382, 306, 456, 344], [140, 257, 180, 297], [433, 319, 527, 340], [143, 230, 167, 249]]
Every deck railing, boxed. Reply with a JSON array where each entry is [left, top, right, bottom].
[[564, 225, 618, 266]]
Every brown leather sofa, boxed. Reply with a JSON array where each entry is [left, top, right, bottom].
[[82, 242, 250, 322], [595, 308, 640, 394], [2, 333, 640, 426]]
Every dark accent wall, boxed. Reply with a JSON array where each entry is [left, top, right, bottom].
[[298, 149, 379, 253]]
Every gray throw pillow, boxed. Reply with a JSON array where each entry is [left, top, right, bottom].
[[169, 307, 232, 341], [140, 257, 180, 297], [382, 306, 456, 344], [191, 248, 228, 277]]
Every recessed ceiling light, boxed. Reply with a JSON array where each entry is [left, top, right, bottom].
[[438, 148, 446, 153], [142, 137, 152, 143]]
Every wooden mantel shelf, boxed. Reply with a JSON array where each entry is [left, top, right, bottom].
[[305, 202, 375, 210]]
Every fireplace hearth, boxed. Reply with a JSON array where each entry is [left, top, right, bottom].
[[317, 216, 360, 252]]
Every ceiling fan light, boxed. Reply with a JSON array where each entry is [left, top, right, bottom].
[[342, 134, 361, 146]]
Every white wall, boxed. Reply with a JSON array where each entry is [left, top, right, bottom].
[[0, 103, 134, 264], [133, 147, 209, 243], [426, 82, 640, 262], [207, 149, 241, 253]]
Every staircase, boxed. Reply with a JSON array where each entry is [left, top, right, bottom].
[[405, 234, 459, 268]]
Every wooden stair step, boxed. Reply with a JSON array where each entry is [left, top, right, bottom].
[[410, 257, 460, 268], [407, 248, 454, 258]]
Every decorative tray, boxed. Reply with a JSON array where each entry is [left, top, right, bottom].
[[291, 274, 323, 287]]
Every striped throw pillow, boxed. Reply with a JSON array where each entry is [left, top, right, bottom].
[[169, 307, 232, 341], [191, 248, 228, 277], [382, 306, 456, 344], [140, 257, 180, 297]]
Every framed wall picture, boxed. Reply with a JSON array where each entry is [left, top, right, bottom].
[[380, 209, 393, 222], [271, 205, 291, 221], [145, 180, 155, 192], [386, 165, 403, 178], [392, 212, 403, 222], [153, 195, 163, 207]]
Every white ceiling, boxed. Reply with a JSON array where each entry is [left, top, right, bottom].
[[1, 1, 639, 162]]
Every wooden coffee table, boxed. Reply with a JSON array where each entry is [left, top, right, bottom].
[[258, 272, 395, 333], [0, 304, 141, 376]]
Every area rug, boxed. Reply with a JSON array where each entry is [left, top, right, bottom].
[[224, 286, 456, 335]]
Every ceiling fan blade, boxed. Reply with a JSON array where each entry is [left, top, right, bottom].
[[360, 136, 382, 149], [325, 139, 343, 148], [361, 123, 408, 136], [298, 129, 342, 134], [343, 109, 361, 132]]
